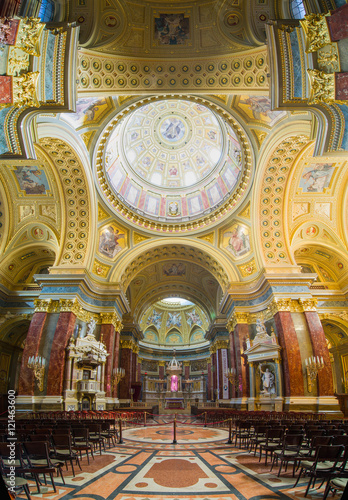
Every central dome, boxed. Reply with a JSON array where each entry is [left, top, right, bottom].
[[98, 97, 250, 227], [122, 100, 224, 189]]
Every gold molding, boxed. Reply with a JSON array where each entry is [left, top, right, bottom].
[[228, 311, 250, 331], [100, 312, 122, 331], [299, 298, 318, 312], [120, 339, 139, 353], [307, 69, 335, 105]]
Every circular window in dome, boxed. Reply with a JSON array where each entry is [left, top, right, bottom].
[[96, 97, 252, 231]]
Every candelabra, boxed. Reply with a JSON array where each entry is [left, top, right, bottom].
[[27, 356, 46, 392], [225, 367, 239, 386], [111, 367, 125, 391], [305, 356, 324, 392]]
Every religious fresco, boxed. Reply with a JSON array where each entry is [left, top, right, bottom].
[[163, 263, 186, 276], [146, 310, 162, 329], [299, 163, 335, 193], [234, 96, 286, 124], [98, 224, 126, 259], [62, 97, 111, 128], [13, 166, 50, 195], [166, 312, 181, 328], [222, 223, 251, 258], [186, 309, 203, 327], [154, 14, 189, 45]]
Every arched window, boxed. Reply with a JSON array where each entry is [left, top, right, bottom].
[[290, 0, 306, 18], [39, 0, 55, 22]]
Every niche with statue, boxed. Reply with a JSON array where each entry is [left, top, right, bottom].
[[244, 319, 283, 412]]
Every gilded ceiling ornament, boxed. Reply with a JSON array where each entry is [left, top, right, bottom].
[[238, 258, 256, 277], [300, 14, 331, 53], [92, 259, 111, 278], [198, 233, 214, 244], [133, 232, 151, 245], [308, 69, 335, 105], [98, 204, 109, 222], [12, 72, 40, 107]]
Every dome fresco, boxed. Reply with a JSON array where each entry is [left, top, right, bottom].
[[140, 299, 209, 346], [103, 98, 244, 222]]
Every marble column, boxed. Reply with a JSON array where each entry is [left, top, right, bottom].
[[46, 311, 76, 396], [100, 321, 116, 397], [112, 330, 120, 399], [217, 348, 224, 399], [229, 330, 236, 398], [158, 362, 165, 380], [303, 306, 334, 396], [18, 312, 48, 395], [273, 304, 304, 397], [234, 322, 249, 398], [207, 359, 212, 401], [119, 346, 132, 399], [211, 351, 217, 400], [184, 362, 190, 380]]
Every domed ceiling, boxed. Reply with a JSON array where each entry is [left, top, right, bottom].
[[140, 298, 209, 347], [96, 97, 252, 231]]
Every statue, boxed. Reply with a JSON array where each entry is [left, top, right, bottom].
[[87, 318, 97, 336], [259, 365, 275, 395], [171, 374, 178, 392]]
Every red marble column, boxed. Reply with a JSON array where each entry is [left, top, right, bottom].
[[304, 311, 333, 396], [119, 348, 132, 399], [101, 323, 115, 397], [46, 312, 76, 396], [18, 312, 48, 395], [112, 331, 120, 398], [184, 364, 190, 380], [159, 364, 165, 380], [211, 352, 217, 400], [234, 323, 249, 398], [137, 359, 141, 382], [217, 349, 224, 399], [207, 360, 212, 400], [274, 311, 304, 397], [229, 331, 236, 398], [132, 351, 137, 382]]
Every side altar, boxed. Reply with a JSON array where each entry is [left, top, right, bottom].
[[244, 319, 283, 412]]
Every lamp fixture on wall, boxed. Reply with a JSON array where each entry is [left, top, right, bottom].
[[305, 356, 324, 392], [27, 356, 46, 392], [225, 367, 239, 386]]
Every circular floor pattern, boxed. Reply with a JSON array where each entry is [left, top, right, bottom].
[[122, 424, 229, 444]]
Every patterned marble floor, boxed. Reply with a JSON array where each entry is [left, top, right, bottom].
[[17, 421, 342, 500]]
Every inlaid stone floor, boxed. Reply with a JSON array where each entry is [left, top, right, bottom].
[[17, 420, 342, 500]]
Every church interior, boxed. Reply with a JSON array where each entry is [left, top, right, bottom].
[[1, 0, 348, 498]]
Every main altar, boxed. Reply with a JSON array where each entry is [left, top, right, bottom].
[[164, 351, 184, 410]]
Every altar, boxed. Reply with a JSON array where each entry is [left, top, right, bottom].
[[165, 397, 185, 409]]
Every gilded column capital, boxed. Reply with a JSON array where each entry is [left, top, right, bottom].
[[228, 311, 250, 331], [100, 312, 122, 331], [270, 298, 292, 315], [158, 361, 166, 367], [34, 299, 58, 313], [183, 361, 190, 366], [210, 339, 229, 354], [206, 357, 212, 364], [210, 344, 217, 354], [12, 72, 40, 107], [307, 69, 335, 105], [299, 298, 318, 312], [120, 339, 139, 353], [300, 13, 331, 53]]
